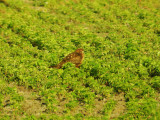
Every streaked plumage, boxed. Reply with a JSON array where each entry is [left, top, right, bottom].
[[50, 48, 84, 69]]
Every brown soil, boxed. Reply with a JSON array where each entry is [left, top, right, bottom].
[[110, 92, 126, 119]]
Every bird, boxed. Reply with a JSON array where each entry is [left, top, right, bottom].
[[50, 48, 84, 69]]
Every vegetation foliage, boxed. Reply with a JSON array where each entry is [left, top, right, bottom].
[[0, 0, 160, 119]]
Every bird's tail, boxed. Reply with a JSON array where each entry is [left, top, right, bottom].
[[49, 62, 64, 69], [49, 65, 60, 69]]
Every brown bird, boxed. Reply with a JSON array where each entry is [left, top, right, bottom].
[[50, 48, 84, 69]]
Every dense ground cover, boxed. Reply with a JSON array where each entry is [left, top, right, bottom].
[[0, 0, 160, 119]]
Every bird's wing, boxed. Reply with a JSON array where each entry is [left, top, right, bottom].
[[62, 52, 76, 62], [56, 52, 75, 68]]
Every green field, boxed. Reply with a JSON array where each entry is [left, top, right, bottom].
[[0, 0, 160, 119]]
